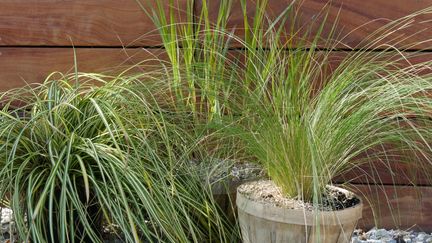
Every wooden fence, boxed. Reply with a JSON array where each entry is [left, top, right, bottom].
[[1, 0, 432, 231]]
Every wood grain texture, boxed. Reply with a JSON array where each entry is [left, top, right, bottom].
[[235, 184, 432, 234], [237, 189, 362, 243], [334, 161, 432, 186], [0, 0, 187, 46], [0, 47, 167, 91], [238, 210, 358, 243], [333, 143, 432, 186], [350, 184, 432, 232], [197, 0, 432, 49]]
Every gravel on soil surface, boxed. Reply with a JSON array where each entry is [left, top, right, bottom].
[[237, 180, 360, 211]]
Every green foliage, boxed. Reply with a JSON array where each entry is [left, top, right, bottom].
[[2, 0, 432, 242], [230, 9, 432, 203], [142, 0, 432, 204], [241, 48, 432, 202], [0, 72, 234, 242]]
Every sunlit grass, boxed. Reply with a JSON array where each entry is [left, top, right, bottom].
[[141, 0, 432, 204], [0, 72, 236, 242]]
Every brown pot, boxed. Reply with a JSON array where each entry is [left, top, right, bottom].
[[237, 182, 363, 243]]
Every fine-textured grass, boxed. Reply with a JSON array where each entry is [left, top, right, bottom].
[[231, 15, 432, 205], [0, 72, 236, 242], [141, 0, 432, 205], [136, 0, 300, 163], [240, 49, 432, 203]]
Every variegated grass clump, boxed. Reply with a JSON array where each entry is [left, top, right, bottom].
[[0, 72, 234, 242]]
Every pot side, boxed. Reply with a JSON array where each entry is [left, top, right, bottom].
[[236, 184, 363, 243]]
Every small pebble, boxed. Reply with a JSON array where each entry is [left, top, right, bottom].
[[352, 228, 432, 243]]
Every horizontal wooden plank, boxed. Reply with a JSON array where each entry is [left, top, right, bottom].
[[198, 0, 432, 50], [0, 47, 167, 91], [333, 143, 432, 186], [334, 161, 432, 186], [348, 184, 432, 232], [0, 0, 186, 46], [3, 47, 431, 93]]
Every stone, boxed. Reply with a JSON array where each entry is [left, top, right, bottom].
[[384, 240, 396, 243], [367, 240, 382, 243], [359, 233, 368, 240], [375, 229, 391, 239], [403, 236, 412, 243], [416, 232, 427, 241], [351, 238, 366, 243], [366, 227, 377, 238], [0, 208, 12, 224]]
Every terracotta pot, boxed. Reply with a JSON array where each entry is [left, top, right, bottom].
[[237, 182, 363, 243]]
